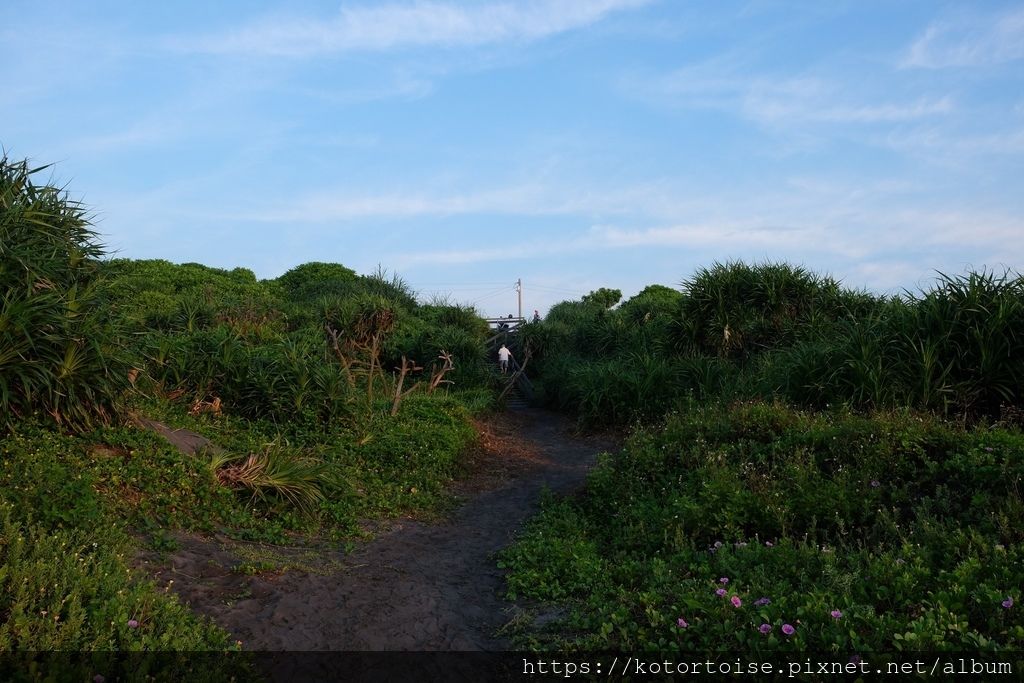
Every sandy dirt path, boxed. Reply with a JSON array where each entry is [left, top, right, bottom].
[[138, 408, 612, 651]]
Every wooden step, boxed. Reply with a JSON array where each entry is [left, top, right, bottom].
[[503, 385, 530, 410]]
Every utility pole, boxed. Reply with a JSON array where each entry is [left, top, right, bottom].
[[516, 278, 522, 319]]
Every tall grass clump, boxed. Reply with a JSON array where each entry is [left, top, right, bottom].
[[528, 263, 874, 426], [0, 155, 128, 430], [529, 261, 1024, 426], [764, 270, 1024, 418], [900, 270, 1024, 418], [677, 261, 875, 358]]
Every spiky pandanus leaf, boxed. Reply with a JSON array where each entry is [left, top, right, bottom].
[[214, 447, 326, 515], [0, 155, 129, 431]]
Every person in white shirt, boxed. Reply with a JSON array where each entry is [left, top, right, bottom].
[[498, 345, 513, 373]]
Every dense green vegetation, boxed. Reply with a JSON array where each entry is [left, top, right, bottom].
[[0, 155, 496, 654], [0, 157, 130, 430], [7, 147, 1023, 661], [505, 261, 1024, 653], [523, 261, 1024, 427]]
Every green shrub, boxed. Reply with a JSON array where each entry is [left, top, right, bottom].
[[0, 155, 129, 431], [530, 262, 1024, 426], [677, 261, 867, 358], [502, 402, 1024, 652], [0, 424, 103, 530], [0, 503, 236, 653], [274, 261, 358, 300], [103, 259, 283, 337], [760, 271, 1024, 418]]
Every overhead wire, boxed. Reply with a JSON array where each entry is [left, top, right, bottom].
[[470, 287, 516, 305]]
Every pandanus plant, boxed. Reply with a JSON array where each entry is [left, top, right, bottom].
[[1, 155, 129, 430]]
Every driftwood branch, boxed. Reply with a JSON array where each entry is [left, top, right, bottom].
[[427, 350, 455, 394], [325, 324, 356, 387], [390, 356, 424, 416]]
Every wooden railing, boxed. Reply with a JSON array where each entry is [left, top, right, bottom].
[[484, 316, 526, 330]]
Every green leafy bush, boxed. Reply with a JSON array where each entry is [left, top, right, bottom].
[[529, 262, 1024, 427], [274, 261, 357, 300], [0, 155, 129, 430], [502, 402, 1024, 652], [0, 503, 238, 655]]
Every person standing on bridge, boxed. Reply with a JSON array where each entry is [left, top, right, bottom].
[[498, 344, 513, 374]]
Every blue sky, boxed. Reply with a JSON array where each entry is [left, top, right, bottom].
[[3, 1, 1022, 316]]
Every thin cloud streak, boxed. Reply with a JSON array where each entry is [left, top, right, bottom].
[[884, 126, 1024, 157], [245, 187, 580, 222], [902, 7, 1024, 69], [390, 207, 1024, 273], [627, 64, 953, 128], [178, 0, 653, 57], [241, 183, 708, 223]]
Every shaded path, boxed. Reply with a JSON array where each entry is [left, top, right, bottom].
[[139, 408, 612, 651]]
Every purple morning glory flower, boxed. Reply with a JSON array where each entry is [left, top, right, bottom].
[[719, 577, 729, 584], [713, 541, 723, 548], [765, 540, 774, 547], [831, 610, 843, 619], [715, 588, 727, 597], [1003, 597, 1014, 609], [759, 623, 772, 634], [754, 597, 771, 607], [850, 655, 862, 665], [127, 619, 139, 629], [782, 623, 796, 636], [870, 480, 880, 488], [731, 596, 743, 608], [677, 617, 689, 628]]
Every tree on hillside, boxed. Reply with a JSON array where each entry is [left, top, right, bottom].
[[581, 287, 622, 309]]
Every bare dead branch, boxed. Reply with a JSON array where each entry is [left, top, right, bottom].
[[428, 350, 456, 394], [390, 355, 424, 416]]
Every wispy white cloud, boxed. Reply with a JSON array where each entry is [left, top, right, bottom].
[[902, 7, 1024, 69], [242, 181, 710, 223], [747, 89, 952, 124], [589, 223, 823, 250], [394, 244, 541, 268], [239, 174, 1000, 263], [627, 62, 953, 127], [178, 0, 652, 57], [373, 172, 1024, 283], [291, 75, 435, 104], [388, 206, 1024, 278], [246, 186, 563, 221], [904, 209, 1024, 252], [883, 126, 1024, 157], [64, 118, 187, 155], [849, 261, 926, 292]]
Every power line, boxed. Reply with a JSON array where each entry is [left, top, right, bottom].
[[471, 287, 516, 305], [410, 281, 510, 287]]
